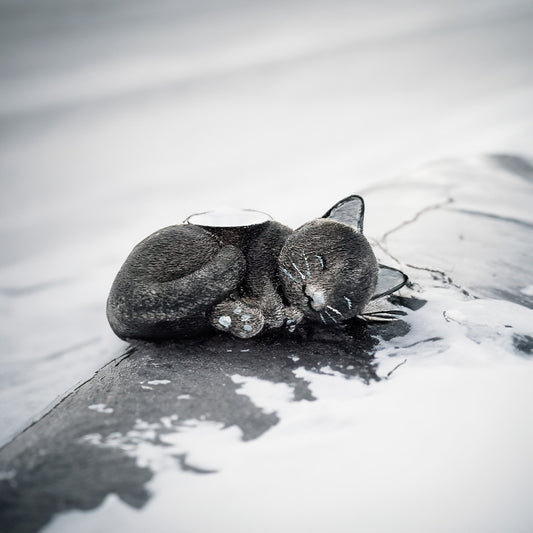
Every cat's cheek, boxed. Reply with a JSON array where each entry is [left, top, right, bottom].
[[280, 281, 301, 305]]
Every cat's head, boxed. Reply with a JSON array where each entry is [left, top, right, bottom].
[[278, 196, 379, 324]]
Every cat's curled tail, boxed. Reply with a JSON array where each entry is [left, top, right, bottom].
[[107, 224, 246, 340]]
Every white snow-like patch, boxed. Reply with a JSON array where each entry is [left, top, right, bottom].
[[78, 417, 240, 473], [177, 394, 191, 400], [521, 285, 533, 296], [87, 404, 113, 414], [231, 375, 294, 414], [147, 380, 171, 386]]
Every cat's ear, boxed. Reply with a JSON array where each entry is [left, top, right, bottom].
[[371, 264, 408, 300], [322, 195, 365, 232]]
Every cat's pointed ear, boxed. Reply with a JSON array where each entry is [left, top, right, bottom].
[[322, 195, 365, 232], [371, 265, 408, 300]]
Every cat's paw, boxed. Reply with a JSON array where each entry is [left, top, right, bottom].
[[284, 306, 305, 332], [210, 300, 264, 339]]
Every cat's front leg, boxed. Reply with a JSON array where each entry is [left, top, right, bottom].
[[259, 299, 304, 331], [209, 297, 305, 337], [251, 297, 305, 333]]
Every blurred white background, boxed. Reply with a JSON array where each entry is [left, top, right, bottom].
[[1, 0, 532, 445]]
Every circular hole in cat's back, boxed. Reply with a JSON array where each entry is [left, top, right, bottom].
[[184, 207, 272, 228]]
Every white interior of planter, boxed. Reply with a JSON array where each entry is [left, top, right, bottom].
[[185, 207, 272, 227]]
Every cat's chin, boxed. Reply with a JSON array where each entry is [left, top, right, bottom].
[[295, 306, 332, 325]]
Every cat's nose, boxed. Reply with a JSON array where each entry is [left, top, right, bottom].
[[304, 285, 326, 310]]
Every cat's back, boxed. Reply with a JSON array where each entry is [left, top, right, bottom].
[[117, 224, 221, 283]]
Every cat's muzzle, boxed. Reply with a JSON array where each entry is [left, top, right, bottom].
[[304, 284, 326, 311]]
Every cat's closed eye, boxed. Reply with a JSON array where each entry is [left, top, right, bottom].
[[277, 218, 379, 323]]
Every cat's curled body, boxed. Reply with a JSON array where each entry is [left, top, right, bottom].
[[107, 196, 382, 341]]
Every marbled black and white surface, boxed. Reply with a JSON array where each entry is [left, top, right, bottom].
[[1, 156, 533, 533], [1, 0, 533, 531]]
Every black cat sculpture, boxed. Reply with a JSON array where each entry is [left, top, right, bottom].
[[107, 195, 407, 340]]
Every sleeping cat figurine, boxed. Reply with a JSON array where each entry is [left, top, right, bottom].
[[107, 195, 407, 340]]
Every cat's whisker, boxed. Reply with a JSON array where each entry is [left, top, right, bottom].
[[315, 254, 325, 270], [281, 267, 298, 283], [326, 305, 344, 318], [319, 312, 327, 324], [302, 251, 312, 278], [291, 262, 306, 281], [344, 296, 352, 310], [324, 309, 338, 324]]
